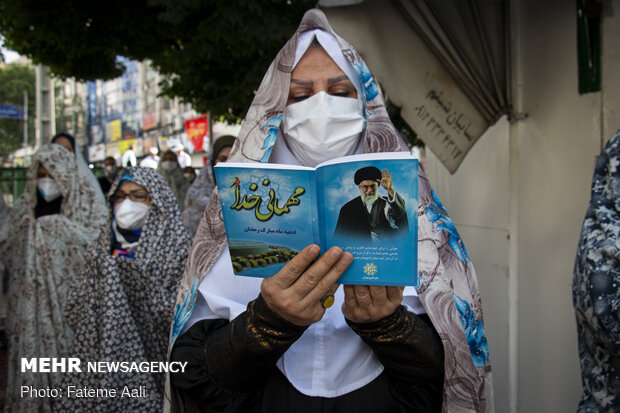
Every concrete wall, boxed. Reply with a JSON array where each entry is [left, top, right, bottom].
[[603, 1, 620, 142], [426, 117, 512, 412], [426, 0, 619, 411]]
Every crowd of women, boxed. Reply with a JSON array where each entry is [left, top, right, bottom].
[[0, 132, 234, 412], [0, 9, 500, 413]]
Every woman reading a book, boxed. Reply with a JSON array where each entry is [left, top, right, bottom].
[[167, 9, 492, 412]]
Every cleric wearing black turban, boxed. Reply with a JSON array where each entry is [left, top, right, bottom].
[[333, 166, 409, 243]]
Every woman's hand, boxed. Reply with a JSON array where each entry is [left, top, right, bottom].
[[342, 285, 404, 323], [261, 244, 353, 326]]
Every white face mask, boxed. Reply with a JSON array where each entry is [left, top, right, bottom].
[[37, 177, 62, 202], [184, 173, 194, 181], [160, 161, 177, 171], [104, 165, 118, 177], [114, 199, 149, 230], [282, 91, 365, 167]]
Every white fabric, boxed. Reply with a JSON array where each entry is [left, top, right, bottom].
[[121, 149, 137, 167], [75, 141, 106, 204], [0, 144, 107, 412], [282, 92, 364, 167], [294, 29, 361, 96], [104, 165, 119, 177], [177, 151, 192, 168], [187, 249, 425, 398], [185, 26, 425, 399], [114, 199, 149, 230], [37, 177, 62, 202], [140, 156, 159, 169], [270, 128, 365, 166], [112, 222, 140, 252], [268, 129, 304, 165], [160, 161, 176, 172]]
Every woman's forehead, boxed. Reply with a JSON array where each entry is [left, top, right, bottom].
[[118, 181, 147, 192], [291, 46, 346, 81], [53, 136, 74, 153]]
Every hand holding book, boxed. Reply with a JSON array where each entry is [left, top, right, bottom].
[[214, 152, 419, 286], [260, 244, 352, 326], [260, 243, 405, 325], [342, 284, 405, 323]]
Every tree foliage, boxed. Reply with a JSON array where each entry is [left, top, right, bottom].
[[0, 0, 315, 119], [0, 64, 34, 157]]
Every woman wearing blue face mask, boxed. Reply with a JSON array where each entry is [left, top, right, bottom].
[[57, 167, 192, 412], [0, 144, 107, 413]]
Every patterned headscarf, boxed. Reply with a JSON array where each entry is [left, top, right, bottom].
[[182, 135, 237, 237], [573, 130, 620, 411], [57, 167, 192, 412], [51, 132, 107, 204], [159, 152, 190, 211], [166, 9, 492, 413], [0, 144, 107, 413]]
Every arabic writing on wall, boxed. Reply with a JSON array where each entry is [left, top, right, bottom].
[[412, 89, 476, 161]]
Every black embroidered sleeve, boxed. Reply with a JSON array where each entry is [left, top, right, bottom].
[[170, 294, 307, 411], [346, 306, 444, 411]]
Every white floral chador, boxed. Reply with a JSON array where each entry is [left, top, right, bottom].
[[0, 144, 107, 413]]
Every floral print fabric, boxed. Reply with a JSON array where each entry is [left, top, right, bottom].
[[56, 167, 192, 412], [573, 130, 620, 412], [159, 165, 190, 212], [0, 144, 107, 413], [182, 165, 216, 237]]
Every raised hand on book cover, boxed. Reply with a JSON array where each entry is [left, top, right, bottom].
[[260, 244, 353, 326], [380, 168, 395, 199]]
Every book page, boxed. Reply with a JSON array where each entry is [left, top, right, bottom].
[[214, 165, 319, 278], [316, 155, 419, 286]]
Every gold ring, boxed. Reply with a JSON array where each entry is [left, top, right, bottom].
[[320, 293, 335, 309]]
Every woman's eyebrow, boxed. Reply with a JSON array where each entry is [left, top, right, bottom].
[[327, 75, 350, 85], [290, 79, 314, 87]]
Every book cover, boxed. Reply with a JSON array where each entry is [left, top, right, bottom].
[[214, 152, 418, 286]]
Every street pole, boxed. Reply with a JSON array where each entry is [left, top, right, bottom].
[[208, 111, 213, 148], [23, 90, 28, 147], [35, 65, 55, 150]]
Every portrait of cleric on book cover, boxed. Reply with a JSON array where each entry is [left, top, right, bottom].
[[330, 164, 414, 245]]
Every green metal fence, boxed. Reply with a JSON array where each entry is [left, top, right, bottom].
[[0, 167, 28, 210]]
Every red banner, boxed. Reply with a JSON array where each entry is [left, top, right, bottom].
[[184, 116, 209, 152], [142, 112, 157, 131]]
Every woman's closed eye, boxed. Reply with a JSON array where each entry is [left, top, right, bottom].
[[329, 88, 355, 98]]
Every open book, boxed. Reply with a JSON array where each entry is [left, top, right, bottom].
[[213, 152, 418, 286]]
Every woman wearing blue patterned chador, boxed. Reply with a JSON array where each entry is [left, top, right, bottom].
[[573, 130, 620, 412], [56, 167, 191, 412], [166, 9, 492, 413]]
